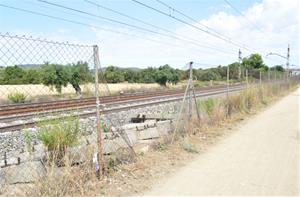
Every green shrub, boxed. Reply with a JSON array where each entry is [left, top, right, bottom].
[[198, 98, 215, 116], [23, 130, 34, 153], [182, 143, 199, 154], [8, 92, 26, 103], [37, 116, 80, 163], [226, 94, 244, 116], [242, 88, 259, 111]]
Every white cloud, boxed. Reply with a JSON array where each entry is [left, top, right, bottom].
[[92, 0, 299, 69]]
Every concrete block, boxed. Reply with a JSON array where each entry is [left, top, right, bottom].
[[138, 127, 160, 140], [67, 146, 93, 164], [103, 138, 127, 154], [123, 129, 138, 145], [0, 168, 5, 193], [4, 161, 46, 184], [157, 120, 172, 135], [102, 130, 139, 154], [144, 120, 156, 128]]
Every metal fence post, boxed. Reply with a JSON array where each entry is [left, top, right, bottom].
[[246, 69, 248, 88], [93, 45, 104, 177], [227, 64, 229, 97], [259, 70, 262, 86]]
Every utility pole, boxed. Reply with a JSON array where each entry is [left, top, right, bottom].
[[238, 49, 242, 81]]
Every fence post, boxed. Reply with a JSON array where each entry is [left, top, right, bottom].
[[246, 69, 248, 88], [93, 45, 104, 177], [259, 70, 262, 86], [227, 64, 229, 98], [188, 62, 193, 119]]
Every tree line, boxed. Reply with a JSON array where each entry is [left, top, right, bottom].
[[0, 53, 285, 94]]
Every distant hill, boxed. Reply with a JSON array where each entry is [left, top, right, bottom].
[[101, 66, 141, 71], [17, 64, 42, 69], [91, 66, 142, 73]]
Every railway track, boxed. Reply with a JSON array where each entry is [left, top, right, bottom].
[[0, 85, 244, 132], [0, 84, 241, 117]]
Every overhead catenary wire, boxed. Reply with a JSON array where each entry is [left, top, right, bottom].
[[83, 0, 236, 54], [154, 0, 245, 47], [223, 0, 265, 34], [0, 3, 236, 57], [154, 0, 278, 63], [36, 0, 234, 55], [131, 0, 256, 52]]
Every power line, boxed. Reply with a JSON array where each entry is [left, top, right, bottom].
[[131, 0, 255, 52], [0, 3, 186, 48], [36, 0, 235, 55], [0, 3, 235, 56], [223, 0, 264, 34], [154, 0, 242, 46], [84, 0, 236, 54]]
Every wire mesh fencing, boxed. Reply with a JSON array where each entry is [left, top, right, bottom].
[[0, 33, 137, 196]]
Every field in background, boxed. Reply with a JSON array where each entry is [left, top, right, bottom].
[[0, 83, 160, 103], [0, 80, 233, 104]]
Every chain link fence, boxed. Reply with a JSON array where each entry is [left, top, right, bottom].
[[0, 33, 111, 103], [0, 33, 137, 196], [0, 33, 296, 196]]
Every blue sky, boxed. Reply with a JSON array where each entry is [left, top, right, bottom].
[[0, 0, 298, 69]]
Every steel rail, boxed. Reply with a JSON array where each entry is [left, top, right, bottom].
[[0, 86, 243, 132], [0, 85, 240, 123], [0, 84, 242, 116]]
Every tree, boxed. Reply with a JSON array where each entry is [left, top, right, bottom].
[[23, 69, 42, 84], [270, 65, 284, 72], [228, 63, 239, 80], [68, 62, 93, 95], [215, 66, 227, 79], [103, 66, 125, 83], [140, 67, 157, 83], [242, 53, 265, 69], [41, 64, 69, 93], [2, 65, 25, 84], [0, 67, 4, 84], [155, 69, 169, 86], [123, 69, 141, 83], [154, 64, 180, 86], [198, 70, 221, 81]]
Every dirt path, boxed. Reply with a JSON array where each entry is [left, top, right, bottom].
[[145, 88, 300, 196]]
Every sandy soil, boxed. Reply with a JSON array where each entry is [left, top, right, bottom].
[[145, 88, 300, 196]]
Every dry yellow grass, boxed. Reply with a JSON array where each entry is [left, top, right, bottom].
[[0, 83, 160, 101]]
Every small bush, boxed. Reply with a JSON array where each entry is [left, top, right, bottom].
[[198, 98, 215, 116], [37, 116, 80, 164], [226, 94, 244, 116], [242, 88, 259, 111], [8, 92, 26, 103], [182, 143, 199, 154], [23, 130, 34, 153]]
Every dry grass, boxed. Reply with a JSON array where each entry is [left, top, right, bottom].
[[0, 83, 160, 102], [3, 81, 299, 197]]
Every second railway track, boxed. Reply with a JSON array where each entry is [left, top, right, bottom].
[[0, 84, 241, 117], [0, 85, 245, 132]]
